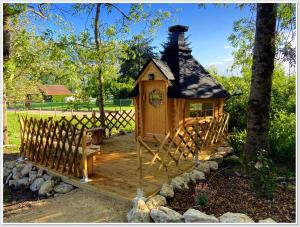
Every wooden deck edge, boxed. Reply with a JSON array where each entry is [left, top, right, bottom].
[[26, 161, 131, 203]]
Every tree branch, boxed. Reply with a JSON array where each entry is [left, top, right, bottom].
[[27, 5, 47, 19], [105, 3, 131, 21]]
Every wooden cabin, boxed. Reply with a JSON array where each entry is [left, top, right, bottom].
[[128, 25, 230, 142]]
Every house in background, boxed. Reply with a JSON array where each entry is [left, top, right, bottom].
[[38, 85, 73, 102]]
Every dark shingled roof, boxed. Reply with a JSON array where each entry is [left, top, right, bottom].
[[128, 25, 230, 99]]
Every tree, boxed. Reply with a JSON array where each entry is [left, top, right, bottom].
[[244, 3, 277, 160], [227, 3, 295, 74]]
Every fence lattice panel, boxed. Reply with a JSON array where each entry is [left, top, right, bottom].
[[19, 116, 84, 177]]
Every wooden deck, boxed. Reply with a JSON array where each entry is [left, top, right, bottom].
[[82, 132, 220, 201]]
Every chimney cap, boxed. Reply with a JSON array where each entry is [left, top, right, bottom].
[[168, 25, 189, 33]]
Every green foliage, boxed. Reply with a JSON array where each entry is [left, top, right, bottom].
[[229, 129, 246, 154], [195, 194, 208, 206], [269, 111, 295, 167], [249, 149, 276, 199]]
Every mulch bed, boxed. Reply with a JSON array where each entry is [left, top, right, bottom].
[[167, 169, 296, 223]]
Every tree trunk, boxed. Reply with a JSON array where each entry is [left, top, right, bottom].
[[3, 4, 10, 145], [94, 3, 106, 128], [244, 3, 277, 160]]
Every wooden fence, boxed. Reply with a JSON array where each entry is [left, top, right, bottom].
[[56, 110, 135, 136], [19, 116, 85, 177], [136, 113, 230, 186]]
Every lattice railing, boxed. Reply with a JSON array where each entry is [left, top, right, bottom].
[[19, 116, 85, 177], [55, 110, 135, 136], [137, 113, 230, 173]]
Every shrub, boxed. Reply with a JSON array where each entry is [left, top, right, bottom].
[[229, 129, 246, 154], [249, 149, 276, 199], [269, 111, 296, 167], [193, 182, 209, 206]]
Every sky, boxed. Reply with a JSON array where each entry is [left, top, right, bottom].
[[30, 3, 254, 75]]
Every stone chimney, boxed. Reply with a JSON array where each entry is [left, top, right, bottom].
[[168, 25, 189, 48]]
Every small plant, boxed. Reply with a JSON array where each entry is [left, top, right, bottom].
[[195, 194, 208, 206], [192, 182, 209, 206], [249, 149, 276, 199]]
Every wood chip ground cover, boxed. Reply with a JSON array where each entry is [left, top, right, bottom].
[[167, 170, 295, 222]]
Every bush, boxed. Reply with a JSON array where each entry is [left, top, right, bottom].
[[195, 194, 208, 206], [193, 182, 209, 206], [269, 111, 296, 167], [249, 149, 276, 199], [229, 129, 246, 154]]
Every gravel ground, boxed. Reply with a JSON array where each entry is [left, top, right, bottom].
[[3, 188, 130, 223]]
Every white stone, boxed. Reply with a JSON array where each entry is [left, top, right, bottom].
[[29, 171, 38, 184], [150, 206, 183, 223], [146, 195, 167, 210], [180, 173, 191, 184], [4, 168, 12, 179], [217, 147, 233, 155], [258, 218, 276, 223], [4, 160, 17, 169], [38, 180, 54, 195], [5, 173, 13, 184], [17, 177, 29, 187], [9, 180, 18, 187], [54, 182, 74, 194], [43, 174, 52, 181], [189, 170, 205, 183], [127, 198, 151, 223], [183, 209, 219, 223], [21, 163, 33, 177], [224, 155, 240, 163], [30, 178, 45, 192], [37, 168, 44, 177], [195, 162, 210, 174], [210, 154, 223, 164], [219, 212, 254, 223], [171, 176, 189, 190], [207, 161, 218, 171], [159, 184, 174, 198], [12, 168, 22, 180]]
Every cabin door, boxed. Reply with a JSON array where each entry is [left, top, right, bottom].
[[142, 81, 166, 139]]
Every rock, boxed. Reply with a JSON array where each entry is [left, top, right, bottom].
[[4, 160, 17, 169], [150, 206, 183, 223], [37, 169, 44, 177], [54, 193, 61, 197], [127, 198, 151, 223], [9, 180, 18, 187], [21, 163, 33, 177], [15, 162, 26, 170], [217, 146, 233, 155], [30, 178, 45, 192], [224, 155, 241, 164], [180, 172, 191, 184], [54, 182, 74, 194], [43, 174, 52, 181], [207, 161, 218, 171], [209, 154, 223, 164], [171, 176, 188, 190], [38, 180, 54, 195], [130, 197, 147, 208], [17, 177, 29, 187], [159, 184, 174, 198], [5, 173, 13, 184], [3, 167, 12, 179], [258, 218, 276, 223], [29, 171, 38, 184], [195, 162, 210, 174], [189, 170, 205, 183], [219, 212, 254, 223], [183, 209, 219, 223], [46, 191, 54, 197], [52, 176, 61, 185], [146, 195, 167, 210], [12, 168, 22, 180]]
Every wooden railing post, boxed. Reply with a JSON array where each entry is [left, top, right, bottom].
[[80, 128, 88, 183], [136, 136, 143, 198]]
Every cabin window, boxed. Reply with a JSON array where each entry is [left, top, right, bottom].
[[189, 103, 214, 117], [148, 73, 155, 80]]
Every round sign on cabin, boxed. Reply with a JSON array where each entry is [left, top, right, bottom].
[[149, 89, 163, 107]]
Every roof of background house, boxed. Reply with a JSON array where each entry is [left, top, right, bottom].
[[128, 25, 230, 99], [38, 85, 72, 96]]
